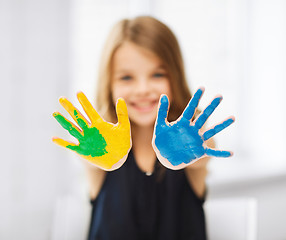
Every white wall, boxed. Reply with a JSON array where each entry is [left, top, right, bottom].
[[0, 0, 85, 239]]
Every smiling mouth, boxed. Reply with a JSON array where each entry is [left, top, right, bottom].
[[131, 100, 158, 112]]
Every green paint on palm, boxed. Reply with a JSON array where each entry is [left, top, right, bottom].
[[53, 113, 83, 140], [66, 128, 108, 157], [54, 110, 108, 157]]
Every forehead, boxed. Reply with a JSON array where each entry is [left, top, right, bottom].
[[112, 42, 165, 71]]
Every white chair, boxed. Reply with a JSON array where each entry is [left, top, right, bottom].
[[204, 198, 257, 240]]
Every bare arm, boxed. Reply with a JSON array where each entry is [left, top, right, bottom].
[[83, 161, 106, 200], [184, 138, 215, 199]]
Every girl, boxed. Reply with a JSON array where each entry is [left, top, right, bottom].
[[53, 16, 234, 240]]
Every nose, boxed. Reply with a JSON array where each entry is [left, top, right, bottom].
[[135, 78, 150, 95]]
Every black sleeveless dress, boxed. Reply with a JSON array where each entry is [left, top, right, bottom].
[[88, 150, 207, 240]]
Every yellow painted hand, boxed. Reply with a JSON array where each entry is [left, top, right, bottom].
[[52, 92, 132, 171]]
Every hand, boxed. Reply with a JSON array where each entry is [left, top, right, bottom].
[[52, 92, 132, 171], [152, 88, 235, 170]]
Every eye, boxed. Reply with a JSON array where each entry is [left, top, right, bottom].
[[120, 75, 132, 81], [153, 72, 165, 78]]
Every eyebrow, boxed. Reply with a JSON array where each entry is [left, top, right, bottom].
[[113, 64, 167, 74], [156, 66, 167, 71], [113, 70, 131, 76], [156, 64, 167, 70]]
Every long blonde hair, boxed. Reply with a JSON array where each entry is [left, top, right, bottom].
[[96, 16, 192, 123]]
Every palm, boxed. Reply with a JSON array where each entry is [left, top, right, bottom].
[[152, 88, 234, 170], [53, 92, 131, 171]]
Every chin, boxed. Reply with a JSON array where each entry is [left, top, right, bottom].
[[128, 107, 158, 128], [130, 116, 156, 128]]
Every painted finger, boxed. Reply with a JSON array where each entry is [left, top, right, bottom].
[[59, 97, 89, 130], [77, 92, 103, 124], [52, 137, 77, 149], [205, 148, 233, 158], [195, 96, 222, 129], [156, 94, 169, 127], [203, 116, 235, 141], [116, 98, 130, 126], [53, 112, 83, 140], [182, 87, 204, 120]]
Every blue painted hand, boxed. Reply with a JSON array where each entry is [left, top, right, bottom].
[[152, 88, 235, 170]]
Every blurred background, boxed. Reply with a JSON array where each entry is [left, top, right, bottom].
[[1, 0, 286, 239]]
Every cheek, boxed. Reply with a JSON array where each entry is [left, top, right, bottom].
[[158, 80, 172, 101], [111, 84, 130, 103], [111, 85, 121, 105]]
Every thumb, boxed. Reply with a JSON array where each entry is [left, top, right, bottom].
[[156, 94, 169, 127], [116, 98, 130, 126]]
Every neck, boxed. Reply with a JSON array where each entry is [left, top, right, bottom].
[[131, 124, 154, 148], [131, 124, 156, 173]]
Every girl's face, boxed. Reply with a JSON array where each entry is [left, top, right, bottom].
[[111, 42, 172, 127]]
